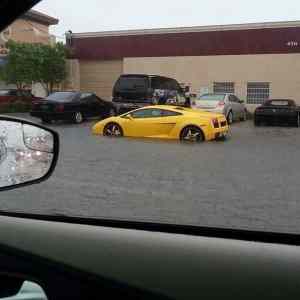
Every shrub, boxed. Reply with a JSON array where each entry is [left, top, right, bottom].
[[0, 101, 31, 113]]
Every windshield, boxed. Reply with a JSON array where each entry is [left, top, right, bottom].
[[1, 0, 300, 235], [46, 92, 77, 102], [266, 100, 292, 106], [198, 94, 226, 101]]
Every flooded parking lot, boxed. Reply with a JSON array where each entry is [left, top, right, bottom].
[[1, 113, 300, 234]]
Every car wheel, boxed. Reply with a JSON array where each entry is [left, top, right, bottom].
[[227, 111, 233, 125], [180, 126, 204, 143], [73, 112, 83, 124], [240, 110, 247, 121], [103, 123, 123, 137], [41, 117, 51, 124]]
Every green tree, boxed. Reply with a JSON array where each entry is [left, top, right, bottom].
[[0, 41, 67, 95], [0, 41, 35, 90], [36, 42, 68, 94]]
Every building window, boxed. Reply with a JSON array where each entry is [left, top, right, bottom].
[[247, 82, 270, 104], [213, 82, 235, 94]]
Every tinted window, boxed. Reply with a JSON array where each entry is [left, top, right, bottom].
[[151, 77, 163, 89], [198, 94, 225, 101], [229, 95, 237, 102], [46, 92, 78, 102], [171, 79, 181, 91], [162, 110, 182, 116], [131, 108, 164, 118], [80, 93, 92, 99], [116, 77, 149, 90]]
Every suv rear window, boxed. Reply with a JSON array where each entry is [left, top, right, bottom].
[[116, 77, 149, 90]]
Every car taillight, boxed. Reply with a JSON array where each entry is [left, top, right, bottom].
[[212, 118, 219, 128], [218, 101, 225, 107], [56, 104, 64, 112]]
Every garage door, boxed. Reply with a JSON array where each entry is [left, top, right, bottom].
[[80, 60, 123, 101]]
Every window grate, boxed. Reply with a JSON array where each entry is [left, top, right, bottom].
[[213, 82, 235, 94], [247, 83, 270, 104]]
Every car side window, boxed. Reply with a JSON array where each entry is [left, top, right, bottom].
[[131, 109, 164, 118], [235, 96, 241, 103], [93, 95, 105, 105], [229, 95, 236, 103], [162, 110, 182, 116], [80, 93, 91, 99]]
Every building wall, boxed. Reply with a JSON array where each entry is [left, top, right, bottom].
[[9, 19, 50, 44], [79, 60, 123, 100], [64, 59, 81, 91], [124, 53, 300, 110]]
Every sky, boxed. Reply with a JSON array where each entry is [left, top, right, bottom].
[[34, 0, 300, 41]]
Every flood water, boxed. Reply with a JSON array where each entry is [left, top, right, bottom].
[[1, 114, 300, 234]]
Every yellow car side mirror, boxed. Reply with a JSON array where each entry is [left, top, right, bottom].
[[126, 114, 134, 120]]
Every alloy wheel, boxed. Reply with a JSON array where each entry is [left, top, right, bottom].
[[104, 123, 123, 137], [181, 126, 204, 143], [74, 112, 83, 124]]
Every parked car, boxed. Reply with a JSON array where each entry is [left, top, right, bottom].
[[0, 89, 41, 104], [191, 93, 247, 124], [92, 105, 228, 142], [254, 99, 300, 127], [30, 91, 117, 124], [112, 74, 186, 114]]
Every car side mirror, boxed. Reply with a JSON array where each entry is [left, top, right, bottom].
[[239, 100, 245, 104], [125, 114, 134, 120], [0, 116, 59, 191]]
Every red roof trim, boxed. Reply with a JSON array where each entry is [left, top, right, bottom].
[[69, 27, 300, 60]]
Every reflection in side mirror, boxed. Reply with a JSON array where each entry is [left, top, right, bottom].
[[0, 117, 59, 191]]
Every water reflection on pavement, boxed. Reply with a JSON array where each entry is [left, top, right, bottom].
[[1, 114, 300, 235]]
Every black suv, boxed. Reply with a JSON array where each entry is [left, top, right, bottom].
[[112, 74, 186, 114]]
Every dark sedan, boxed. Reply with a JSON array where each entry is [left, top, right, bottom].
[[30, 91, 117, 124], [254, 99, 300, 127]]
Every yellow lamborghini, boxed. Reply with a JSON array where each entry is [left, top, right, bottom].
[[92, 105, 229, 142]]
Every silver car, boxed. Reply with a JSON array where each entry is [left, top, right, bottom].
[[191, 93, 247, 124]]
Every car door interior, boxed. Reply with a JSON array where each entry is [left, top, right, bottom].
[[0, 213, 300, 300]]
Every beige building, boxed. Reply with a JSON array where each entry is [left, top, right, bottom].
[[0, 10, 59, 95], [67, 20, 300, 111]]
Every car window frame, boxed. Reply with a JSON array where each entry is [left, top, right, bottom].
[[130, 108, 165, 119]]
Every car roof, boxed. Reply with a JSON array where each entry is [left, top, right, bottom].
[[120, 74, 177, 80]]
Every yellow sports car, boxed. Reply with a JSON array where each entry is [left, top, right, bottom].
[[92, 105, 229, 142]]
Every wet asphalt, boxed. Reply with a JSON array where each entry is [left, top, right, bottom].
[[1, 113, 300, 234]]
